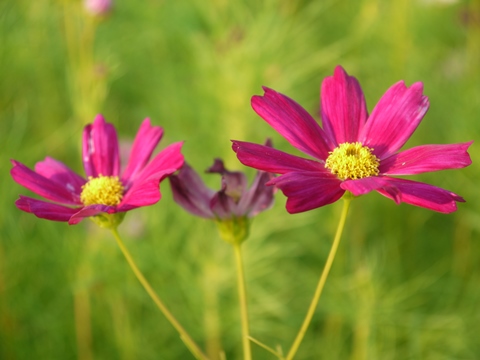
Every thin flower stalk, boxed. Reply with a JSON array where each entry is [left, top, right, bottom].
[[169, 156, 275, 359], [233, 242, 252, 360], [111, 228, 209, 360], [286, 195, 352, 360]]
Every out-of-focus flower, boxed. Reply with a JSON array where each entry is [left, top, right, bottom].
[[233, 66, 472, 214], [84, 0, 112, 16], [169, 152, 275, 244], [11, 115, 183, 227]]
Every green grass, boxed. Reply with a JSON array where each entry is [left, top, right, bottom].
[[1, 0, 480, 359]]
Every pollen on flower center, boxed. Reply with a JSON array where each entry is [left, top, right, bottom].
[[325, 142, 380, 180], [80, 175, 124, 206]]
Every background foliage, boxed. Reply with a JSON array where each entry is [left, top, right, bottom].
[[1, 0, 479, 359]]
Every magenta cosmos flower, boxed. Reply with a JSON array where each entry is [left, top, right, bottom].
[[11, 115, 184, 225], [233, 66, 472, 214]]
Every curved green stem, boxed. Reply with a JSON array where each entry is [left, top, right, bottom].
[[286, 197, 352, 360], [233, 242, 252, 360], [111, 228, 209, 360]]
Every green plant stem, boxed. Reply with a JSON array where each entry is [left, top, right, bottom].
[[233, 242, 252, 360], [286, 197, 352, 360], [111, 228, 209, 360], [249, 336, 284, 359]]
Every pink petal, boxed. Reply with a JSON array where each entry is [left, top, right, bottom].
[[11, 160, 83, 205], [118, 179, 163, 211], [133, 142, 184, 186], [380, 141, 473, 175], [360, 81, 429, 159], [69, 204, 116, 224], [269, 171, 344, 213], [340, 176, 401, 203], [169, 163, 215, 218], [251, 87, 333, 160], [375, 177, 465, 213], [119, 143, 183, 210], [320, 66, 368, 145], [121, 118, 164, 186], [15, 195, 80, 222], [232, 140, 326, 174], [82, 114, 120, 178], [34, 157, 86, 200]]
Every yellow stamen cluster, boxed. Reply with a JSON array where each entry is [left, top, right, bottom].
[[325, 142, 380, 180], [80, 175, 124, 206]]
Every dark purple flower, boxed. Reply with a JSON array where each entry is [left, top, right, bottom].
[[169, 158, 274, 220], [169, 155, 275, 243], [232, 66, 472, 214], [11, 115, 184, 226]]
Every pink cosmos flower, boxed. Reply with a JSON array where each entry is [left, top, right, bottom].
[[233, 66, 472, 214], [11, 115, 184, 225]]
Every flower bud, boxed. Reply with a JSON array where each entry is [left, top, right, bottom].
[[84, 0, 112, 16]]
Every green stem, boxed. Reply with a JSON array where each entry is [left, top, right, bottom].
[[285, 197, 351, 360], [111, 228, 209, 360], [233, 242, 252, 360], [249, 336, 284, 359]]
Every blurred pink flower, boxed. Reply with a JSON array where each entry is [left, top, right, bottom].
[[233, 66, 472, 214], [84, 0, 112, 16], [11, 115, 183, 225]]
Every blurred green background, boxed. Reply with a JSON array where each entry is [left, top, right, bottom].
[[1, 0, 480, 359]]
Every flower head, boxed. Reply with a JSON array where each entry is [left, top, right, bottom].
[[11, 115, 184, 226], [169, 152, 275, 244], [84, 0, 112, 16], [233, 66, 472, 214]]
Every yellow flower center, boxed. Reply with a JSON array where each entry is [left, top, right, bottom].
[[80, 175, 124, 206], [325, 142, 380, 180]]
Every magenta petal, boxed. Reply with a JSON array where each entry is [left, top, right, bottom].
[[15, 195, 80, 222], [117, 179, 162, 211], [34, 157, 85, 199], [121, 118, 164, 186], [341, 176, 402, 203], [232, 140, 326, 174], [269, 171, 344, 213], [119, 143, 183, 209], [321, 66, 368, 145], [82, 114, 120, 178], [169, 163, 215, 218], [375, 177, 465, 213], [251, 87, 333, 160], [360, 81, 429, 159], [380, 141, 473, 175], [69, 204, 116, 224], [133, 142, 184, 186], [11, 160, 83, 205]]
